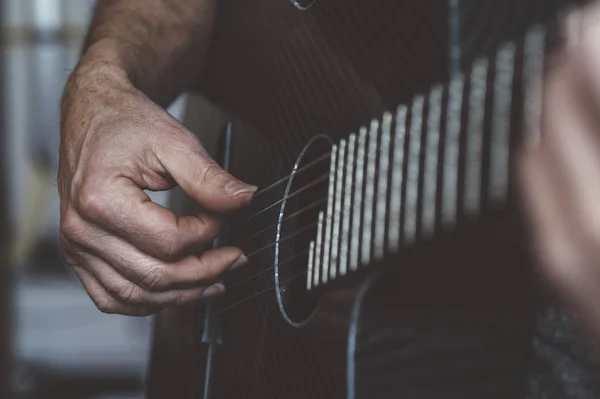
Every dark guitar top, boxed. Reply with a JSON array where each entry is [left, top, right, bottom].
[[147, 1, 600, 398]]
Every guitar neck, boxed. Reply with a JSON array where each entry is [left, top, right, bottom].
[[307, 25, 548, 290]]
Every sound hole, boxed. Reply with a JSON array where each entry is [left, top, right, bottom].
[[289, 0, 315, 10], [275, 135, 331, 326]]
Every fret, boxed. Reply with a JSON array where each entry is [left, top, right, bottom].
[[361, 120, 380, 266], [350, 127, 368, 271], [330, 139, 346, 280], [388, 106, 408, 252], [442, 74, 464, 228], [313, 210, 324, 288], [374, 113, 392, 259], [404, 96, 425, 244], [322, 145, 338, 284], [464, 59, 489, 215], [304, 26, 546, 290], [422, 86, 443, 237], [307, 240, 315, 290], [339, 133, 356, 276], [489, 43, 516, 203], [523, 25, 546, 143]]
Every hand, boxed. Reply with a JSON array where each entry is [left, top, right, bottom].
[[519, 4, 600, 338], [58, 63, 256, 316]]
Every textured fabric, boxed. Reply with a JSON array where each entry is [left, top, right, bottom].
[[527, 306, 600, 398]]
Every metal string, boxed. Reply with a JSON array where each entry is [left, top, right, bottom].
[[214, 270, 308, 318], [202, 23, 547, 323], [244, 173, 329, 223], [245, 221, 317, 258], [251, 152, 332, 200], [223, 201, 355, 296], [225, 249, 310, 291], [217, 199, 357, 310], [241, 198, 327, 243]]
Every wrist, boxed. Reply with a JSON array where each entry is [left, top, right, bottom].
[[64, 45, 135, 106], [61, 45, 137, 133], [76, 39, 133, 87]]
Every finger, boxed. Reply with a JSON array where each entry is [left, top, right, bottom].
[[69, 249, 226, 307], [541, 61, 600, 250], [62, 219, 246, 291], [69, 263, 157, 317], [519, 150, 600, 334], [523, 120, 600, 335], [70, 183, 221, 261], [153, 133, 257, 213], [517, 149, 584, 291]]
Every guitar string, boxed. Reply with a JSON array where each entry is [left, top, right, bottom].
[[218, 200, 354, 297], [200, 27, 545, 322], [245, 221, 317, 258], [251, 152, 332, 199], [230, 200, 354, 283], [242, 197, 327, 242], [207, 132, 428, 319], [225, 248, 310, 291], [235, 200, 355, 259], [243, 173, 330, 223], [220, 88, 428, 299], [205, 117, 458, 313], [239, 24, 541, 226], [211, 103, 465, 306], [214, 270, 308, 318]]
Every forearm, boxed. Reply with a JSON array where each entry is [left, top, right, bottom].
[[76, 0, 215, 106]]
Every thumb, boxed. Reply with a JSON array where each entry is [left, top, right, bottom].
[[157, 135, 257, 213]]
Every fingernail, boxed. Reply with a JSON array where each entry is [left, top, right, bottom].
[[203, 283, 225, 298], [225, 181, 258, 197], [231, 254, 249, 269]]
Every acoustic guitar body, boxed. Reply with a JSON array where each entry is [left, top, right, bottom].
[[146, 1, 578, 398]]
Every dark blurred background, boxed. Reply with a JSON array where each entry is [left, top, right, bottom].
[[3, 1, 151, 398], [0, 1, 226, 398]]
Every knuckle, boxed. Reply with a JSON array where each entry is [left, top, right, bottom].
[[113, 281, 142, 304], [60, 251, 80, 270], [58, 235, 73, 258], [196, 252, 231, 280], [57, 235, 86, 270], [137, 307, 156, 317], [60, 211, 82, 241], [155, 238, 180, 261], [138, 264, 167, 291], [198, 217, 220, 239], [76, 181, 107, 220], [200, 163, 228, 186], [93, 295, 118, 314], [173, 292, 190, 306], [197, 259, 220, 281]]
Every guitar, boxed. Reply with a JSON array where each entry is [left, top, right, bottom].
[[146, 1, 590, 398]]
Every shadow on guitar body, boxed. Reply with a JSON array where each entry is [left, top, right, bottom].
[[350, 210, 536, 399]]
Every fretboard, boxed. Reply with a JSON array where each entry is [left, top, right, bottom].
[[307, 24, 547, 291]]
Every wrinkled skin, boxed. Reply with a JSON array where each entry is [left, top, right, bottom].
[[58, 63, 255, 316]]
